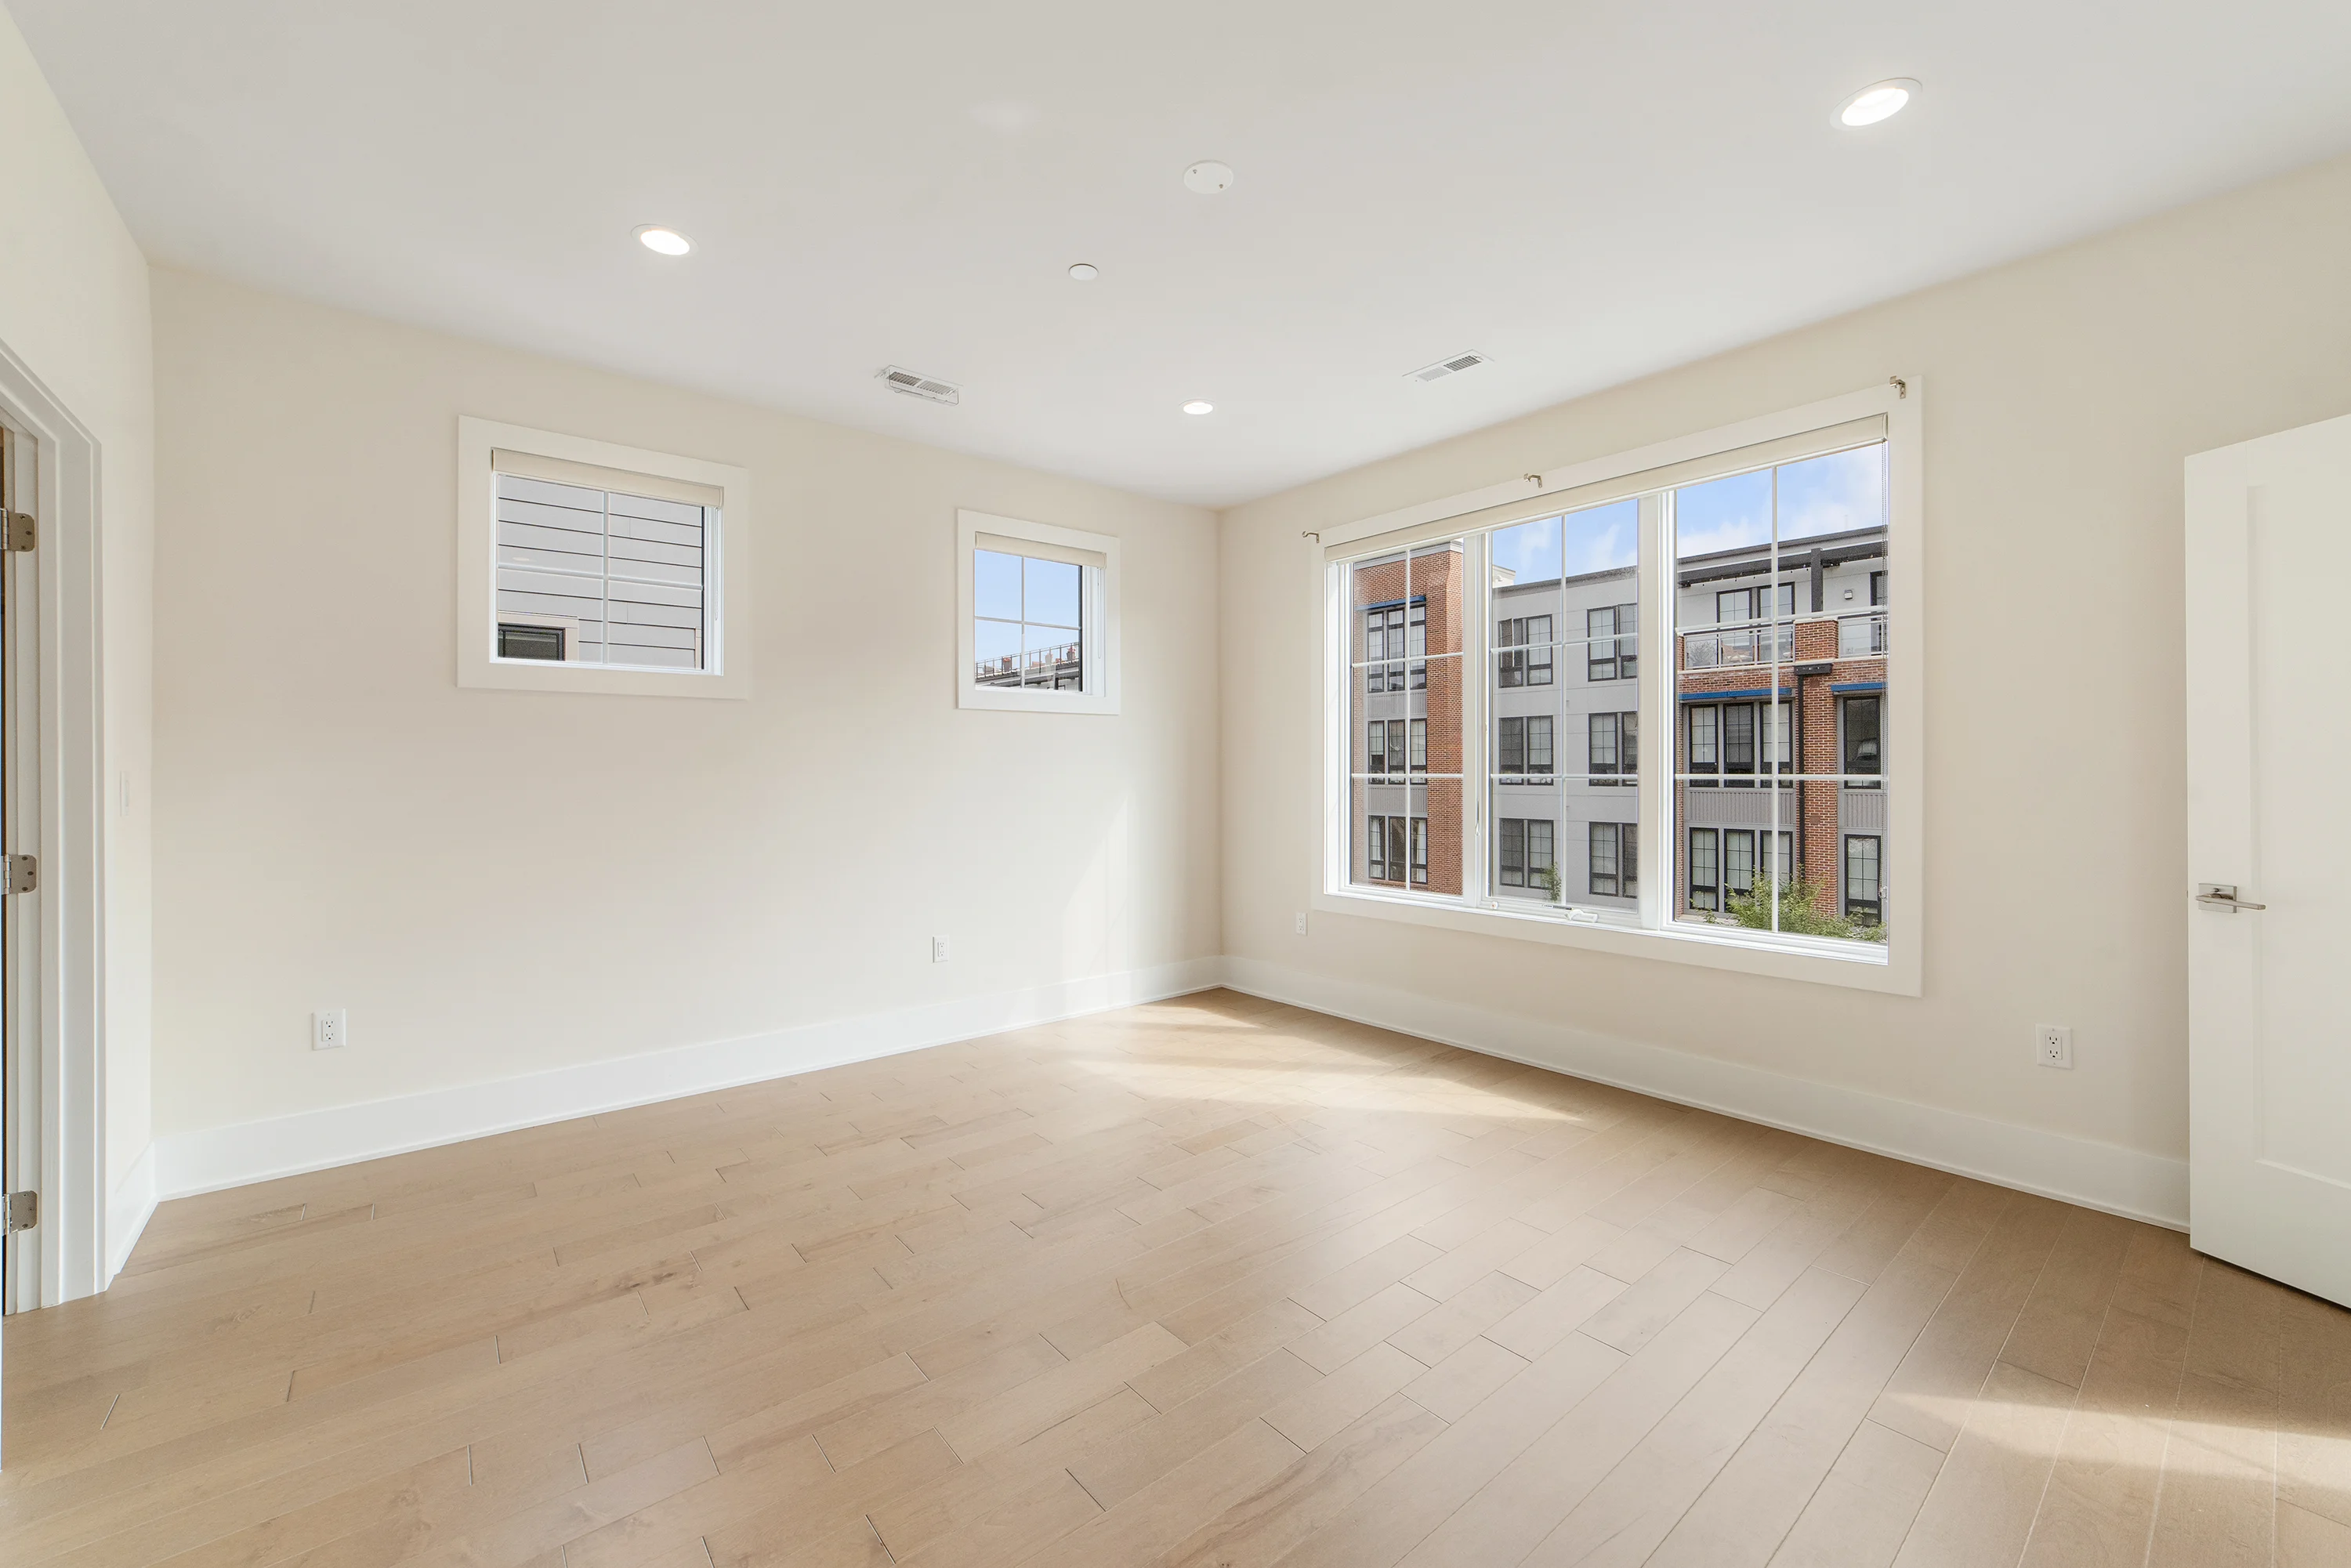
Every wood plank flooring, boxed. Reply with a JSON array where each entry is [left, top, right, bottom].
[[3, 989, 2346, 1566]]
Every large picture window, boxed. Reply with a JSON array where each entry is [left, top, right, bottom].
[[1319, 386, 1914, 986]]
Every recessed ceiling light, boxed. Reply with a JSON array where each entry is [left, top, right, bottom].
[[635, 226, 694, 256], [1068, 263, 1099, 281], [1183, 161, 1233, 195], [1835, 79, 1918, 129], [1183, 400, 1215, 416]]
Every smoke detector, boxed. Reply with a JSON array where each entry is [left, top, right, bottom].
[[1408, 351, 1491, 383], [876, 365, 961, 405]]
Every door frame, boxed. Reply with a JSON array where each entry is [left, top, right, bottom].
[[0, 335, 114, 1312]]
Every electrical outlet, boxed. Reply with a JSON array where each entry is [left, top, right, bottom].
[[2034, 1023, 2073, 1070], [313, 1009, 348, 1051], [932, 936, 951, 963], [1295, 911, 1308, 936]]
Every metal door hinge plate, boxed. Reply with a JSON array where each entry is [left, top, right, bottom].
[[3, 1190, 36, 1233], [4, 512, 33, 552], [2, 854, 36, 894]]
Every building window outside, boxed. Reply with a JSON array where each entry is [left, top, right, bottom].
[[497, 623, 566, 661], [1588, 711, 1636, 784], [1589, 821, 1637, 897], [1586, 604, 1637, 681], [1846, 835, 1882, 922], [1364, 813, 1427, 885], [1500, 818, 1554, 892], [1498, 615, 1553, 687], [1689, 827, 1719, 911], [1498, 715, 1555, 784], [1842, 695, 1881, 786]]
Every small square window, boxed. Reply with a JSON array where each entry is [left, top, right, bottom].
[[959, 510, 1120, 714]]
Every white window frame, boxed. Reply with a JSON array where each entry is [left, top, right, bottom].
[[1310, 381, 1923, 996], [956, 509, 1121, 715], [457, 417, 752, 699]]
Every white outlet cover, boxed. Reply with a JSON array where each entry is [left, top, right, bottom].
[[313, 1008, 348, 1050], [932, 936, 951, 962], [2034, 1023, 2073, 1069]]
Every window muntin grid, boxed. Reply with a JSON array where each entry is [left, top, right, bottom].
[[1329, 429, 1893, 958]]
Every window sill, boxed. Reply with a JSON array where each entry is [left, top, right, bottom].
[[959, 683, 1119, 716], [461, 658, 748, 701], [1307, 883, 1915, 994]]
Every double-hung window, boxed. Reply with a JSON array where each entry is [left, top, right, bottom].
[[1586, 606, 1637, 681], [1588, 711, 1636, 785], [1498, 615, 1553, 687], [1320, 385, 1918, 991]]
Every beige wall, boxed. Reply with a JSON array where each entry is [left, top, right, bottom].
[[1220, 150, 2351, 1168], [0, 9, 154, 1195], [150, 269, 1219, 1137]]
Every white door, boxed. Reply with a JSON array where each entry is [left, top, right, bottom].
[[2186, 411, 2351, 1309]]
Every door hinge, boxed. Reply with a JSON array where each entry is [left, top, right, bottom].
[[3, 1190, 35, 1233], [4, 512, 33, 552], [2, 854, 36, 894]]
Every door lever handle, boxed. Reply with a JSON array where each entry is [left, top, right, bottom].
[[2194, 883, 2266, 912]]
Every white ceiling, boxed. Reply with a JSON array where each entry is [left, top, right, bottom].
[[16, 2, 2351, 507]]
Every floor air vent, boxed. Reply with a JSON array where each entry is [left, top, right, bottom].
[[1409, 351, 1490, 383], [877, 365, 962, 405]]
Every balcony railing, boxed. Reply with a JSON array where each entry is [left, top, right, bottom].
[[1838, 612, 1889, 657], [1682, 624, 1794, 669], [1679, 610, 1888, 668], [976, 642, 1081, 688]]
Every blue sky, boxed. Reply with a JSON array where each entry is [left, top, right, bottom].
[[1673, 444, 1886, 559], [1491, 497, 1638, 583]]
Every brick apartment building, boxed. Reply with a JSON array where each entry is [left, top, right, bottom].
[[1674, 523, 1886, 927], [1350, 545, 1465, 894], [1352, 523, 1886, 928]]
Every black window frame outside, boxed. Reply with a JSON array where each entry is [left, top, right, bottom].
[[1689, 827, 1719, 911], [498, 623, 566, 662], [1845, 834, 1882, 922], [1842, 695, 1882, 788]]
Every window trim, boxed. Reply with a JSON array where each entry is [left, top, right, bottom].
[[957, 509, 1121, 715], [1311, 381, 1922, 995], [457, 417, 751, 700]]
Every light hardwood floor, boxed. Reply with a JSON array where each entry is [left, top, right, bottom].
[[3, 990, 2347, 1566]]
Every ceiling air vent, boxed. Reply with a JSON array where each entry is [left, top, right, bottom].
[[1408, 351, 1491, 383], [877, 364, 961, 405]]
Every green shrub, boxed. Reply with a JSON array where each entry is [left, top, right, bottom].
[[1723, 873, 1886, 943]]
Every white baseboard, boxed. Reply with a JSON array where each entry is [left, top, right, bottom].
[[1222, 958, 2190, 1231], [105, 1140, 159, 1287], [146, 953, 2188, 1235], [154, 959, 1224, 1200]]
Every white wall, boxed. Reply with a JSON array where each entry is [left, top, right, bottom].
[[150, 270, 1219, 1171], [1220, 151, 2351, 1221], [0, 5, 154, 1262]]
